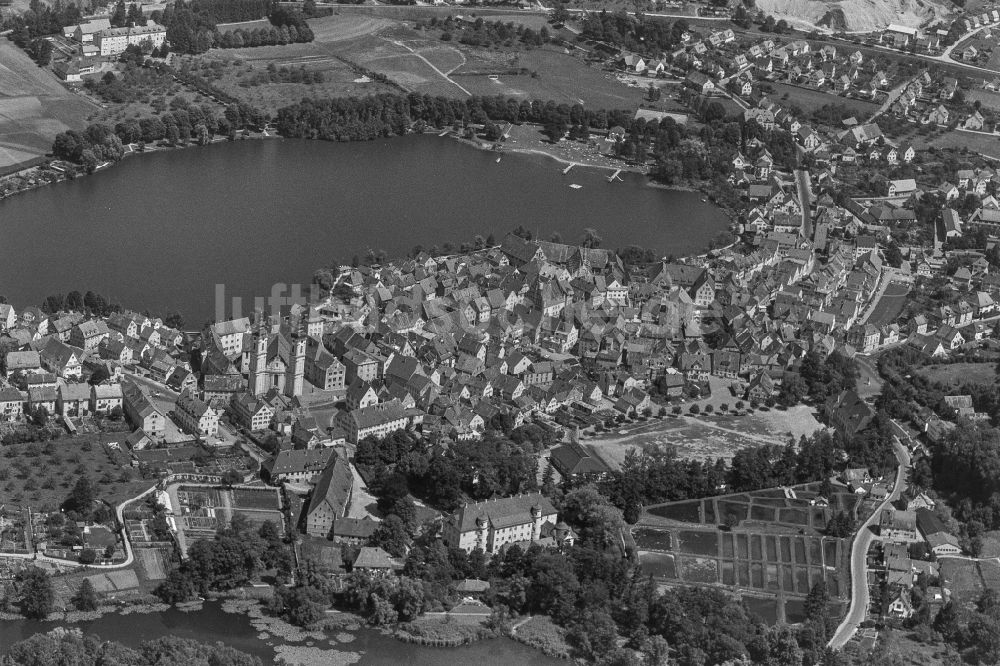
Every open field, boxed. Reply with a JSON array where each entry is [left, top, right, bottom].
[[765, 81, 877, 119], [867, 281, 909, 327], [584, 405, 822, 469], [455, 47, 651, 108], [199, 12, 658, 110], [0, 41, 97, 171], [917, 361, 1000, 387], [195, 48, 397, 115], [968, 88, 1000, 112], [134, 547, 170, 583], [939, 558, 1000, 601], [910, 127, 1000, 157]]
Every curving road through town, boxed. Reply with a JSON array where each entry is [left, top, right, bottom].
[[828, 437, 911, 650]]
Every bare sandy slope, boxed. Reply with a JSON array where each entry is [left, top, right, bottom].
[[755, 0, 952, 33]]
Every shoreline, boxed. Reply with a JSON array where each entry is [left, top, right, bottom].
[[1, 124, 725, 205]]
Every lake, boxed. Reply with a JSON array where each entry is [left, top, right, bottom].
[[0, 601, 564, 665], [0, 136, 729, 323]]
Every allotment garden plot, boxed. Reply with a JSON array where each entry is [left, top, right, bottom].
[[634, 483, 855, 620]]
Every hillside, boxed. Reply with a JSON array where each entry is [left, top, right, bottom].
[[755, 0, 953, 33]]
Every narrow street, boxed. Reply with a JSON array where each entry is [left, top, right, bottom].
[[828, 439, 911, 650]]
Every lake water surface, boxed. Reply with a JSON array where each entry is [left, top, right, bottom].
[[0, 136, 728, 322]]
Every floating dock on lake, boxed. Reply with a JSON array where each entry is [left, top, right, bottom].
[[608, 169, 622, 182]]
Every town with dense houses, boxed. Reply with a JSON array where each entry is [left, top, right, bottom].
[[11, 0, 1000, 662]]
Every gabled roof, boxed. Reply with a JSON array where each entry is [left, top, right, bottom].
[[307, 457, 353, 520], [452, 492, 556, 532]]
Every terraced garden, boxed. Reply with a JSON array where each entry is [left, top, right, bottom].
[[635, 482, 855, 616]]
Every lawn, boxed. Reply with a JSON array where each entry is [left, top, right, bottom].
[[639, 551, 678, 579], [678, 530, 719, 556], [633, 527, 672, 551], [917, 362, 1000, 387], [765, 81, 876, 120], [0, 434, 152, 510], [646, 500, 702, 523], [867, 281, 909, 327]]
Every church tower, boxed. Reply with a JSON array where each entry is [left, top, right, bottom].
[[249, 315, 269, 397], [284, 323, 306, 398]]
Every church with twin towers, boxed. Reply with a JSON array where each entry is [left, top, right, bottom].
[[248, 312, 307, 398]]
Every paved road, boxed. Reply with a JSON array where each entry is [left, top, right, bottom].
[[0, 484, 157, 571], [828, 437, 911, 650]]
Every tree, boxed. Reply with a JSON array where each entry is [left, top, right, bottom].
[[71, 578, 99, 610], [63, 476, 97, 515], [110, 0, 127, 26], [581, 228, 602, 249], [222, 469, 242, 487], [369, 514, 409, 557], [79, 548, 97, 564], [805, 581, 829, 625], [550, 2, 570, 24], [18, 567, 54, 619], [32, 406, 48, 427]]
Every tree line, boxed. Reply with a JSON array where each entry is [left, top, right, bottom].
[[2, 630, 261, 666], [274, 92, 749, 188], [579, 11, 689, 55], [422, 15, 552, 48], [51, 101, 263, 169], [155, 0, 312, 53]]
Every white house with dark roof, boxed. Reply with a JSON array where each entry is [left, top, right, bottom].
[[266, 447, 334, 485], [70, 320, 109, 351], [0, 387, 24, 421], [174, 389, 219, 437], [444, 492, 558, 555]]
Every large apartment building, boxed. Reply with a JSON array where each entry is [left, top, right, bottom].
[[95, 22, 166, 56]]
